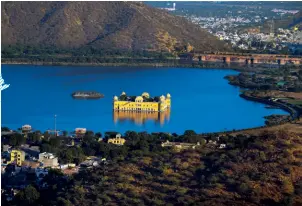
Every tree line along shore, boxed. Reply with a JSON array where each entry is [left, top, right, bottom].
[[2, 44, 299, 70]]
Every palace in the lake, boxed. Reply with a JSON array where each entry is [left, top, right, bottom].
[[113, 92, 171, 112]]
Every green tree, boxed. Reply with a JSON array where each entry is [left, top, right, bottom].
[[95, 132, 102, 138], [125, 131, 139, 142], [280, 195, 294, 206], [259, 151, 266, 161], [1, 127, 10, 132], [282, 179, 294, 194], [86, 130, 94, 136], [9, 133, 25, 147], [237, 183, 250, 194], [43, 131, 51, 140], [184, 130, 197, 136], [15, 185, 40, 205], [49, 137, 61, 148], [137, 140, 149, 152], [40, 143, 53, 153], [8, 135, 17, 146], [28, 131, 41, 143]]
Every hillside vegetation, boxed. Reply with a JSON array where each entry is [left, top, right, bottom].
[[1, 2, 231, 54], [4, 130, 302, 206]]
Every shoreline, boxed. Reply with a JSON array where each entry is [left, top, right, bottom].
[[239, 93, 300, 120], [2, 60, 300, 135], [1, 59, 277, 72], [201, 94, 300, 136]]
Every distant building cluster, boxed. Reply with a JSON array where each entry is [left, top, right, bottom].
[[271, 9, 299, 15], [1, 128, 115, 201], [183, 13, 301, 52], [1, 120, 235, 202]]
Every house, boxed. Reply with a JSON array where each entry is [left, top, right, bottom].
[[38, 152, 59, 168], [161, 140, 201, 150], [80, 160, 99, 168], [60, 163, 76, 170], [107, 133, 126, 145], [8, 150, 25, 166], [22, 125, 32, 132], [219, 144, 227, 149], [2, 145, 11, 152], [75, 128, 86, 135], [208, 140, 217, 145]]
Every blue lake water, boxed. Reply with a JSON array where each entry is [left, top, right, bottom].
[[1, 65, 288, 134]]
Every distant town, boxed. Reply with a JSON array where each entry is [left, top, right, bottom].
[[185, 15, 301, 51], [158, 2, 302, 54]]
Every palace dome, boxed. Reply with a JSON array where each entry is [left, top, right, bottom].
[[135, 96, 144, 102], [113, 96, 118, 101], [142, 92, 150, 98], [121, 91, 126, 95], [167, 93, 171, 98]]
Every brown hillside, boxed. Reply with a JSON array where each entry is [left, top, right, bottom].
[[1, 1, 231, 52]]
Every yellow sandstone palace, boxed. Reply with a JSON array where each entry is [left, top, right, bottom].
[[113, 92, 171, 112]]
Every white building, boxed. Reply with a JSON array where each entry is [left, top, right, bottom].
[[22, 124, 32, 132], [219, 144, 227, 149], [38, 152, 59, 168], [75, 128, 86, 134]]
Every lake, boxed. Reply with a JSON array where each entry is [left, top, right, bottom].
[[1, 65, 288, 134]]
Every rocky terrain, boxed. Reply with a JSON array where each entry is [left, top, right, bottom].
[[1, 2, 231, 53]]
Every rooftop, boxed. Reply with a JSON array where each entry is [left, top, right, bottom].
[[39, 152, 57, 159], [114, 92, 170, 102]]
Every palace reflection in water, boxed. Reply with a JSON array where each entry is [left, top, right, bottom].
[[113, 108, 171, 126]]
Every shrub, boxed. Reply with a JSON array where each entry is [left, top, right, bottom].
[[282, 179, 294, 194], [237, 183, 250, 194]]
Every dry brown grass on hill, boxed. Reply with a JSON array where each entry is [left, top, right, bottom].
[[89, 132, 301, 205], [20, 130, 301, 206], [1, 1, 232, 52], [232, 120, 302, 136]]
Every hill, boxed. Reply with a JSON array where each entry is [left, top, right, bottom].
[[1, 1, 231, 53], [3, 130, 302, 206]]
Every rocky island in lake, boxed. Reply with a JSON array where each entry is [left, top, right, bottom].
[[72, 91, 104, 100]]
